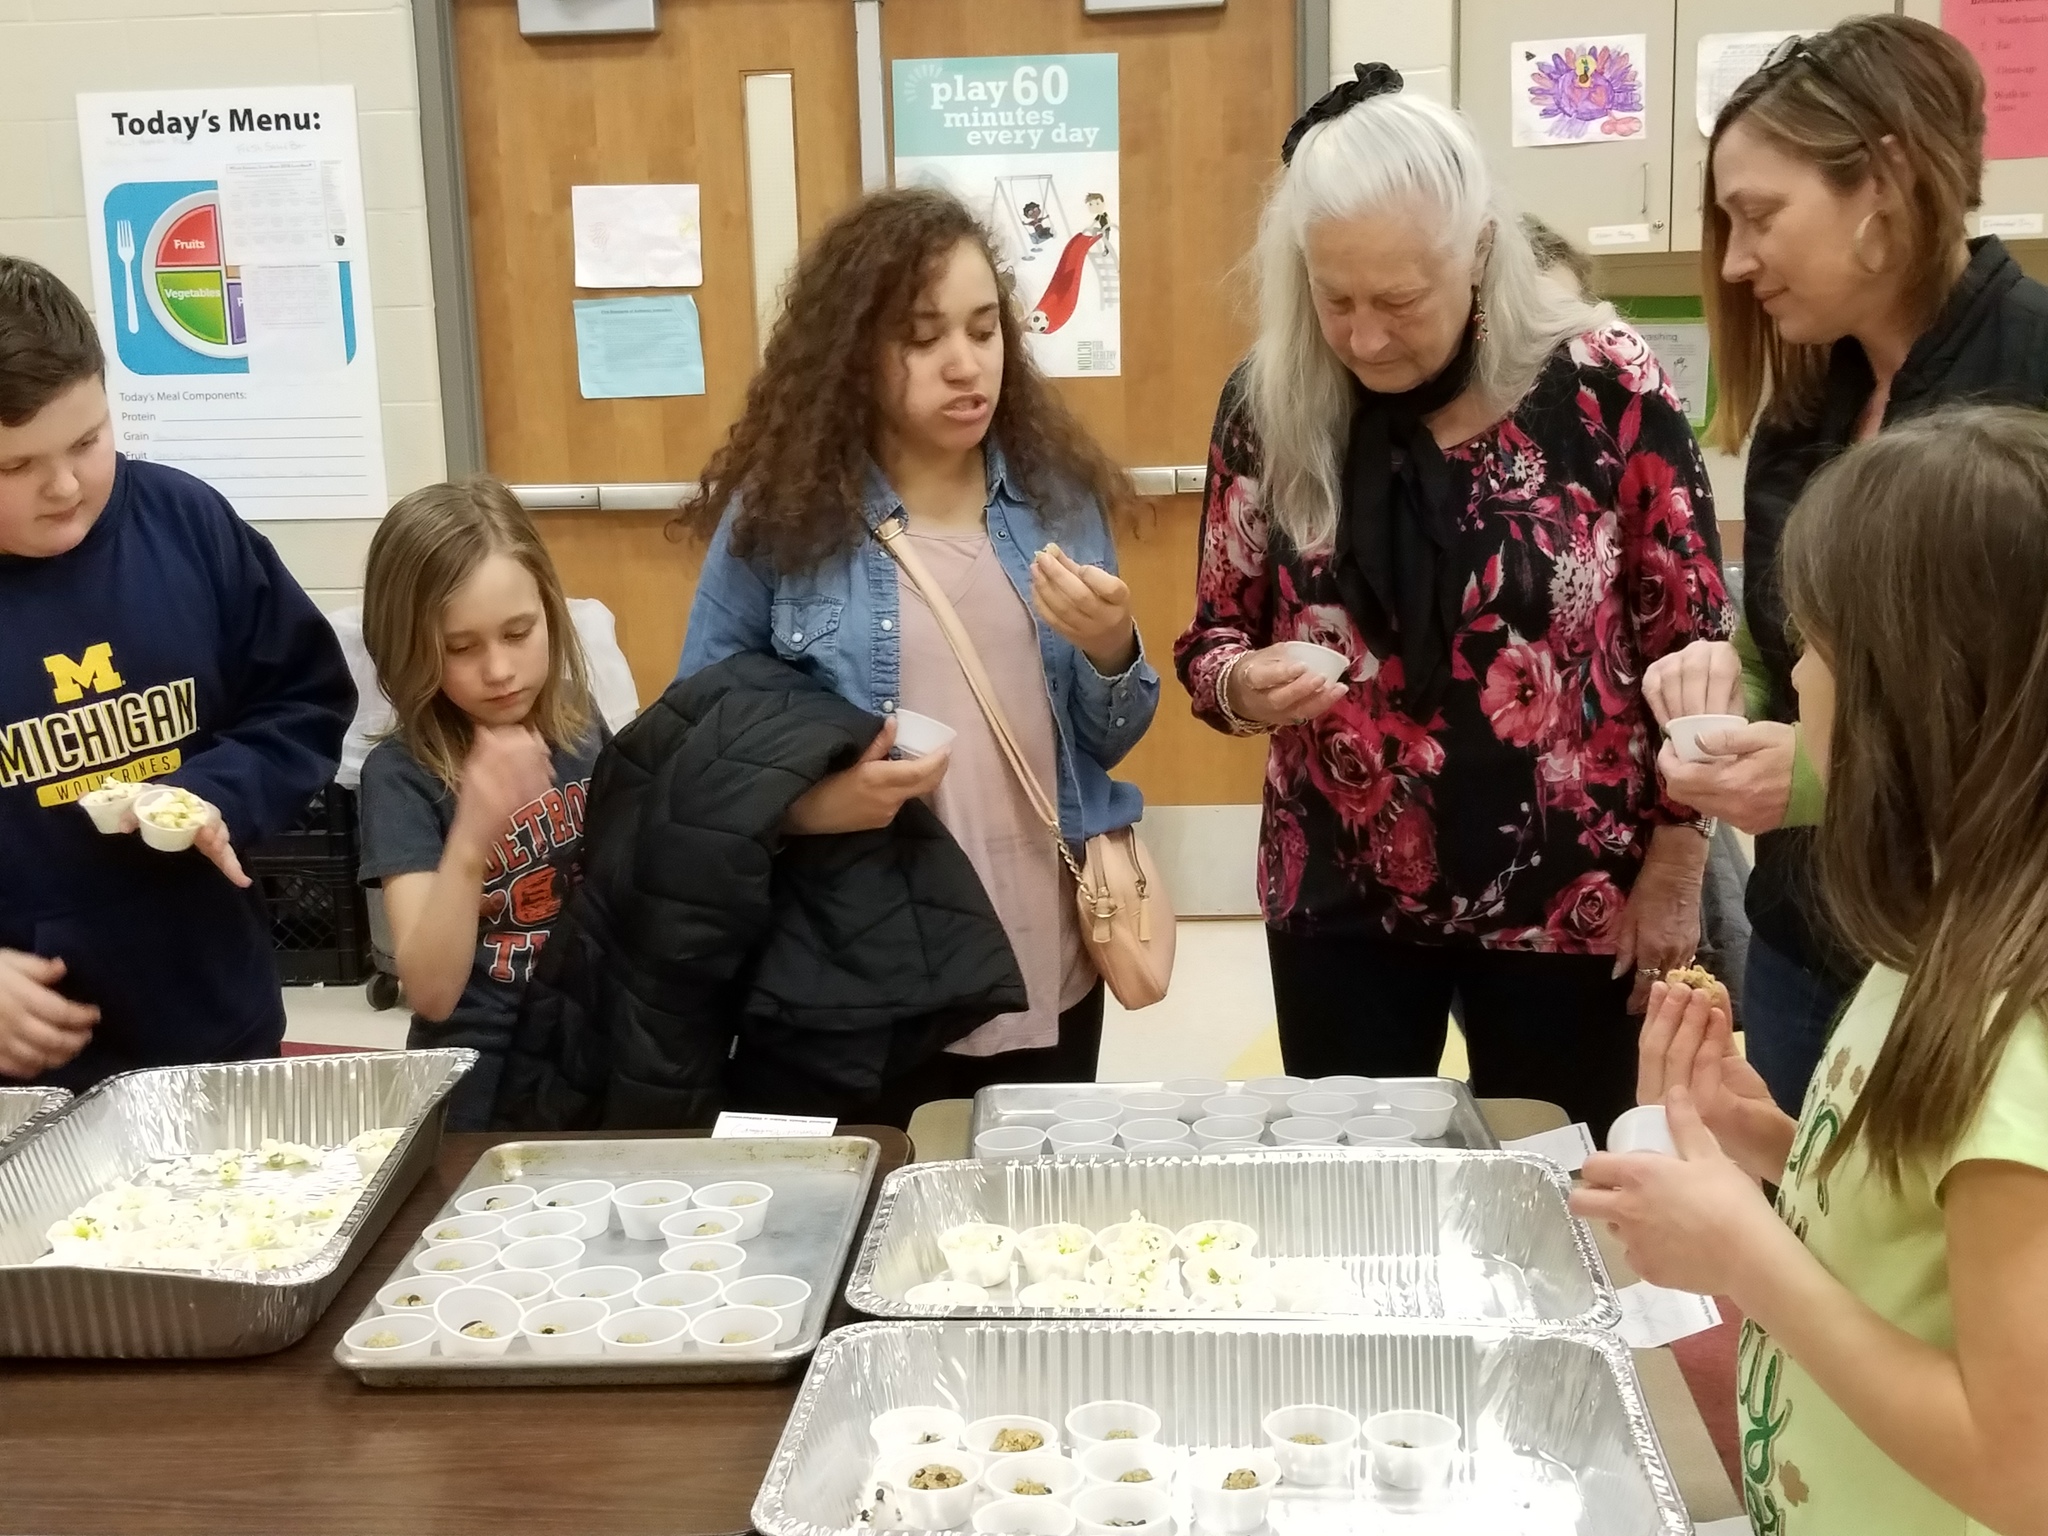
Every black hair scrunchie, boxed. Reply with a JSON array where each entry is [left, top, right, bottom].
[[1281, 61, 1405, 166]]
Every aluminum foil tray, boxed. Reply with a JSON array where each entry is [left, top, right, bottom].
[[847, 1148, 1617, 1330], [0, 1087, 71, 1158], [755, 1320, 1689, 1535], [970, 1077, 1499, 1149], [338, 1135, 880, 1386], [0, 1049, 473, 1358]]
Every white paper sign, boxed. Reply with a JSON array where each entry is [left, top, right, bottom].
[[571, 183, 703, 288], [1635, 321, 1712, 425], [712, 1112, 839, 1139], [1980, 211, 2046, 237], [76, 87, 387, 521], [1616, 1280, 1723, 1348], [1503, 1121, 1597, 1173], [1587, 222, 1653, 248], [1512, 35, 1650, 148], [1696, 32, 1799, 136]]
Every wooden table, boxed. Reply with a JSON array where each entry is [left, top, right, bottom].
[[0, 1127, 911, 1536]]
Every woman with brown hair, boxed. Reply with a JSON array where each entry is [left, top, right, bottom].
[[1645, 14, 2048, 1112], [1578, 405, 2048, 1536], [676, 187, 1158, 1115]]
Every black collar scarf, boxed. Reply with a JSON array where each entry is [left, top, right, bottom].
[[1333, 308, 1479, 723]]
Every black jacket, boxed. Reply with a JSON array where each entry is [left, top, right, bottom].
[[493, 652, 1026, 1130], [1744, 237, 2048, 981]]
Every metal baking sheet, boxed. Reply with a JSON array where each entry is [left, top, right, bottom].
[[338, 1135, 880, 1387], [755, 1319, 1690, 1536], [0, 1049, 472, 1358], [970, 1076, 1499, 1149], [0, 1087, 71, 1158], [847, 1148, 1617, 1330]]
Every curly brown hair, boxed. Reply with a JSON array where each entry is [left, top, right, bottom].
[[676, 186, 1128, 572]]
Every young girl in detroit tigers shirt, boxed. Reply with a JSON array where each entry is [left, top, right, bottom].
[[357, 478, 604, 1130]]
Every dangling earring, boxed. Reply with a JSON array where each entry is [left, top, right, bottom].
[[1852, 212, 1887, 274], [1472, 294, 1491, 344]]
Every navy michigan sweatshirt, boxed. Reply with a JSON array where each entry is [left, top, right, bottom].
[[0, 455, 355, 1088]]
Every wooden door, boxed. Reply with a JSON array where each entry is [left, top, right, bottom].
[[881, 0, 1294, 804], [451, 0, 863, 698]]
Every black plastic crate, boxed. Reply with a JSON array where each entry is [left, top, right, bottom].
[[251, 853, 372, 986], [250, 783, 359, 863]]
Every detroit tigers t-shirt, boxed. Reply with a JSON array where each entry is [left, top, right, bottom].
[[357, 726, 603, 1128]]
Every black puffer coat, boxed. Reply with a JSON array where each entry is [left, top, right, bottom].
[[493, 652, 1025, 1129]]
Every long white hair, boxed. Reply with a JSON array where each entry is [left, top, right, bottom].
[[1248, 91, 1612, 553]]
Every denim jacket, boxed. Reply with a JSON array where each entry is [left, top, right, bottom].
[[678, 444, 1159, 842]]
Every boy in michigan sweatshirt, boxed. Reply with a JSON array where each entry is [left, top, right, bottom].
[[0, 257, 354, 1089]]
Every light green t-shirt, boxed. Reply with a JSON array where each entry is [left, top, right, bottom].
[[1739, 965, 2048, 1534]]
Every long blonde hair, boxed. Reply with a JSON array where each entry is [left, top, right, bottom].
[[1248, 91, 1611, 553], [1781, 407, 2048, 1187], [362, 476, 593, 791], [1701, 15, 1984, 453]]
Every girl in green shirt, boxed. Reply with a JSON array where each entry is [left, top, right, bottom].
[[1575, 405, 2048, 1535]]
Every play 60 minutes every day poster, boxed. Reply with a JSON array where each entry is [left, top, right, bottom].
[[893, 54, 1121, 379]]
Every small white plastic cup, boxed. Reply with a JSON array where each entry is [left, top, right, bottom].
[[132, 786, 216, 853], [1064, 1399, 1161, 1452], [871, 1406, 968, 1457], [660, 1205, 746, 1246], [1052, 1098, 1124, 1127], [1666, 712, 1749, 763], [423, 1212, 505, 1248], [1057, 1146, 1127, 1163], [553, 1264, 643, 1313], [1016, 1280, 1107, 1308], [1162, 1077, 1226, 1121], [1017, 1223, 1095, 1284], [691, 1180, 775, 1241], [1077, 1439, 1180, 1489], [1093, 1218, 1174, 1263], [519, 1296, 608, 1358], [533, 1178, 615, 1239], [433, 1285, 522, 1357], [411, 1239, 498, 1280], [1174, 1220, 1258, 1260], [496, 1234, 585, 1281], [1365, 1408, 1461, 1491], [891, 708, 958, 759], [1608, 1103, 1678, 1155], [599, 1305, 690, 1358], [876, 1446, 985, 1531], [1382, 1087, 1457, 1138], [473, 1267, 555, 1311], [965, 1414, 1062, 1458], [938, 1223, 1018, 1287], [1246, 1075, 1311, 1120], [1116, 1117, 1189, 1151], [690, 1303, 781, 1358], [977, 1126, 1048, 1163], [720, 1273, 811, 1344], [1263, 1403, 1361, 1487], [660, 1239, 747, 1280], [1186, 1449, 1280, 1533], [980, 1449, 1085, 1504], [632, 1270, 724, 1319], [376, 1273, 461, 1316], [79, 779, 145, 834], [1123, 1141, 1187, 1158], [501, 1208, 584, 1243], [1070, 1482, 1172, 1534], [455, 1183, 536, 1218], [1192, 1114, 1265, 1149], [1314, 1074, 1384, 1106], [973, 1498, 1077, 1535], [1202, 1093, 1268, 1123], [906, 1279, 990, 1307], [1271, 1115, 1344, 1146], [1047, 1121, 1118, 1155], [1288, 1091, 1359, 1121], [1116, 1091, 1184, 1123], [1273, 639, 1351, 683], [342, 1312, 438, 1360], [612, 1179, 695, 1240], [1345, 1114, 1419, 1147]]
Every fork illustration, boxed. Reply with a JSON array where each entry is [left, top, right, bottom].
[[116, 219, 138, 333]]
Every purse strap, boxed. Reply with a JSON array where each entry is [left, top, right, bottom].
[[873, 515, 1087, 884]]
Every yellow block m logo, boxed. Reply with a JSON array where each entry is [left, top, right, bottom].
[[43, 644, 123, 704]]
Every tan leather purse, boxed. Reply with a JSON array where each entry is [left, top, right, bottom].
[[876, 516, 1175, 1010]]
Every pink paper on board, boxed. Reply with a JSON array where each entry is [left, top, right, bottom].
[[1944, 0, 2048, 161]]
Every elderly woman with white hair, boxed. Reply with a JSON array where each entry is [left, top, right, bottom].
[[1175, 65, 1734, 1136]]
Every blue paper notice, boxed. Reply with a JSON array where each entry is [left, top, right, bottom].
[[572, 295, 705, 398]]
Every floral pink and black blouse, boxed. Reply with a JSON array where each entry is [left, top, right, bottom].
[[1175, 326, 1734, 951]]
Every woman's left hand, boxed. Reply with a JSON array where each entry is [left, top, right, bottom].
[[1611, 824, 1707, 1012], [1570, 1087, 1793, 1296], [1032, 543, 1138, 674]]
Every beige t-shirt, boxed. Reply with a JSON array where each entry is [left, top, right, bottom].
[[897, 528, 1092, 1056]]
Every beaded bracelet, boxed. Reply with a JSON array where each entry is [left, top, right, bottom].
[[1214, 651, 1275, 737]]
